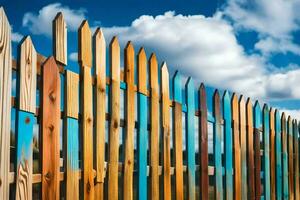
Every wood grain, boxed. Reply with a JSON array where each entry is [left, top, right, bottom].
[[79, 20, 94, 200], [53, 12, 67, 65], [282, 113, 289, 199], [149, 53, 160, 200], [199, 83, 209, 200], [0, 7, 12, 200], [93, 28, 106, 200], [287, 116, 294, 200], [123, 41, 135, 200], [254, 101, 261, 200], [65, 71, 79, 119], [269, 109, 276, 200], [108, 36, 120, 200], [246, 98, 255, 199], [173, 71, 183, 200], [138, 48, 147, 95], [161, 62, 171, 200], [41, 57, 60, 200], [239, 96, 247, 199], [232, 93, 241, 199]]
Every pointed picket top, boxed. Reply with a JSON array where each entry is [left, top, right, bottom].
[[223, 90, 231, 112], [94, 27, 106, 76], [0, 7, 10, 29], [110, 36, 120, 81], [246, 97, 252, 111], [213, 89, 221, 117], [239, 95, 246, 125], [19, 36, 37, 113], [263, 104, 269, 115], [281, 112, 286, 124], [78, 20, 92, 68], [53, 12, 67, 65], [254, 101, 261, 128], [231, 93, 239, 121], [185, 77, 195, 94], [288, 115, 293, 135], [125, 41, 135, 85], [137, 47, 147, 94], [161, 62, 169, 92], [173, 71, 182, 103]]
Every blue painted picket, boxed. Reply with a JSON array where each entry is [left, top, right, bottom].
[[185, 77, 196, 200], [275, 110, 282, 200], [262, 105, 270, 200], [66, 118, 79, 171], [223, 91, 233, 200], [254, 101, 261, 199], [282, 113, 289, 200]]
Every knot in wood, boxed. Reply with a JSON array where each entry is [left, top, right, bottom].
[[98, 86, 105, 93], [49, 91, 56, 102], [25, 117, 30, 124], [87, 181, 91, 192], [113, 120, 118, 129], [26, 58, 31, 65], [45, 172, 52, 181], [0, 178, 2, 186], [87, 117, 92, 124], [48, 124, 55, 132], [127, 160, 131, 165]]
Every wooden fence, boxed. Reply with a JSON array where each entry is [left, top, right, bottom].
[[0, 7, 299, 200]]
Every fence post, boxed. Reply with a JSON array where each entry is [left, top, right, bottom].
[[239, 96, 247, 199], [281, 113, 289, 200], [275, 110, 282, 199], [269, 108, 276, 200], [254, 101, 261, 200], [53, 12, 67, 66], [263, 104, 270, 199], [293, 119, 299, 200], [288, 116, 294, 199]]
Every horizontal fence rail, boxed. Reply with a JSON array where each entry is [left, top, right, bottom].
[[1, 7, 300, 200]]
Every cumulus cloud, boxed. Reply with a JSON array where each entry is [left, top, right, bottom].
[[22, 3, 87, 36], [11, 31, 23, 43]]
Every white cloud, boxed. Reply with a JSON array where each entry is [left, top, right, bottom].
[[22, 3, 87, 36], [11, 31, 23, 43], [69, 52, 78, 62]]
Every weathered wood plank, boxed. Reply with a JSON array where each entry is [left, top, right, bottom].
[[293, 120, 299, 200], [53, 12, 67, 65], [269, 109, 276, 200], [263, 104, 270, 200], [199, 83, 209, 200], [15, 36, 37, 200], [246, 98, 255, 199], [79, 20, 94, 200], [213, 90, 223, 200], [287, 116, 294, 200], [282, 113, 289, 200], [93, 28, 106, 200], [123, 41, 135, 200], [186, 78, 195, 200], [254, 101, 261, 200], [108, 36, 120, 200], [161, 62, 171, 200], [0, 7, 12, 200], [41, 57, 60, 200], [275, 110, 282, 200], [232, 93, 241, 199], [223, 91, 233, 200], [137, 48, 148, 200], [173, 71, 183, 200], [64, 71, 79, 200], [149, 53, 160, 200]]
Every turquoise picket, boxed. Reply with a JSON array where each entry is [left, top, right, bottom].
[[223, 91, 233, 200], [262, 105, 270, 199], [275, 110, 282, 200], [254, 101, 261, 199], [281, 113, 289, 200], [186, 77, 196, 200], [66, 118, 79, 171], [213, 90, 223, 200]]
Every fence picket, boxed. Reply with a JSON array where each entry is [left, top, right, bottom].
[[53, 12, 67, 66], [108, 36, 120, 200], [254, 101, 262, 200], [137, 48, 148, 200], [263, 104, 271, 199], [239, 96, 247, 200], [41, 57, 60, 200], [186, 78, 196, 200], [149, 53, 160, 200], [0, 7, 11, 200], [79, 20, 94, 200], [64, 71, 79, 200], [213, 90, 223, 200], [94, 28, 106, 200], [294, 120, 299, 200], [288, 116, 294, 199], [161, 62, 171, 200], [15, 36, 36, 200], [269, 109, 276, 200], [275, 110, 282, 200], [282, 113, 289, 200]]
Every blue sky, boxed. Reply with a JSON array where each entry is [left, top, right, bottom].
[[3, 0, 300, 119]]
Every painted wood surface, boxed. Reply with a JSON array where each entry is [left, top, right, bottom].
[[161, 62, 171, 200], [186, 78, 196, 200], [149, 53, 160, 200], [269, 109, 276, 200], [173, 71, 183, 200], [254, 101, 261, 200], [246, 98, 255, 199], [53, 12, 67, 65], [0, 7, 12, 200], [213, 90, 223, 200], [275, 110, 282, 200], [79, 20, 94, 200], [41, 57, 60, 200], [108, 36, 120, 200], [64, 71, 79, 200], [282, 113, 289, 200], [199, 83, 209, 200], [137, 48, 148, 200], [287, 116, 294, 200], [223, 91, 233, 200], [15, 36, 37, 200], [93, 28, 106, 200], [232, 93, 241, 199], [293, 120, 299, 200], [263, 104, 270, 200], [239, 96, 247, 200]]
